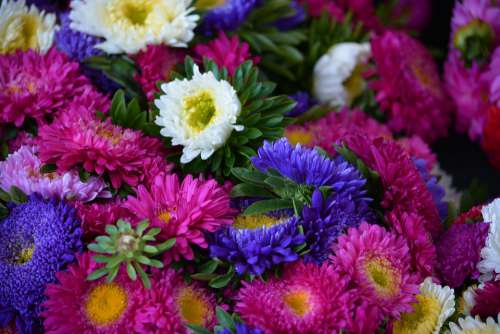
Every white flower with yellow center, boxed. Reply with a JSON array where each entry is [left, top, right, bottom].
[[0, 0, 57, 54], [393, 277, 455, 334], [448, 315, 500, 334], [313, 42, 371, 107], [69, 0, 198, 54], [478, 198, 500, 282], [155, 64, 243, 164]]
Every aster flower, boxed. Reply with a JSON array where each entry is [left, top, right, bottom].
[[274, 0, 306, 30], [70, 0, 198, 54], [7, 131, 36, 152], [397, 136, 437, 172], [297, 0, 344, 20], [155, 63, 243, 164], [436, 222, 489, 288], [37, 105, 163, 189], [194, 32, 259, 76], [332, 223, 420, 318], [478, 198, 500, 282], [300, 188, 373, 264], [0, 145, 110, 203], [134, 268, 216, 333], [483, 106, 500, 169], [124, 173, 235, 263], [448, 315, 500, 334], [132, 45, 184, 101], [209, 214, 305, 275], [74, 200, 132, 239], [196, 0, 257, 36], [471, 280, 500, 318], [346, 300, 382, 334], [0, 48, 99, 127], [370, 31, 451, 142], [390, 0, 432, 31], [413, 158, 448, 220], [338, 0, 381, 31], [483, 47, 500, 107], [0, 195, 82, 333], [392, 277, 455, 334], [42, 252, 143, 334], [0, 0, 57, 54], [216, 321, 264, 334], [236, 261, 352, 333], [313, 42, 371, 107], [286, 91, 315, 117], [459, 285, 478, 316]]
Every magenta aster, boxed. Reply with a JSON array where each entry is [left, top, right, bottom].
[[0, 145, 110, 202], [0, 48, 100, 127], [332, 223, 420, 318], [7, 131, 36, 153], [193, 32, 259, 76], [236, 261, 352, 334], [370, 31, 451, 143], [396, 136, 437, 172], [482, 46, 500, 107], [132, 45, 185, 101], [134, 269, 216, 333], [471, 280, 500, 318], [42, 253, 143, 334], [297, 0, 344, 19], [124, 173, 235, 263], [37, 106, 163, 189]]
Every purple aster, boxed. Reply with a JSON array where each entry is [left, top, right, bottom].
[[209, 214, 305, 276], [300, 189, 373, 264], [26, 0, 67, 12], [274, 0, 306, 31], [413, 158, 448, 220], [436, 222, 489, 288], [286, 91, 315, 117], [0, 195, 82, 334], [216, 322, 264, 334], [197, 0, 258, 36]]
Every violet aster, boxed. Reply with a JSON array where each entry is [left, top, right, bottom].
[[274, 0, 306, 31], [413, 158, 448, 220], [0, 195, 82, 334], [217, 323, 264, 334], [286, 91, 315, 117], [197, 0, 258, 36]]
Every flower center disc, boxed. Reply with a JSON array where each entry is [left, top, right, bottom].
[[233, 215, 282, 230], [120, 1, 151, 25], [195, 0, 226, 10], [184, 91, 217, 133], [364, 256, 400, 297], [177, 287, 209, 326], [393, 295, 441, 334], [283, 290, 311, 317], [84, 283, 128, 327], [15, 246, 35, 265]]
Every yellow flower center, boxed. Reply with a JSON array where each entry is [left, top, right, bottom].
[[195, 0, 226, 10], [393, 295, 442, 334], [364, 256, 400, 298], [84, 283, 128, 327], [14, 246, 34, 265], [343, 64, 367, 104], [157, 211, 171, 224], [283, 290, 311, 317], [232, 215, 283, 230], [177, 287, 209, 326], [183, 91, 218, 134], [1, 14, 41, 54], [286, 128, 313, 146], [96, 125, 122, 145], [108, 0, 154, 26]]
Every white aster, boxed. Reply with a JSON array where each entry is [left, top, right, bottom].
[[313, 42, 371, 107], [69, 0, 198, 54], [460, 285, 478, 316], [448, 315, 500, 334], [155, 64, 243, 164], [0, 0, 57, 54], [478, 198, 500, 282]]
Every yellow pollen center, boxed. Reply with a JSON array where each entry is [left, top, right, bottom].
[[84, 283, 128, 327], [177, 287, 209, 326], [183, 91, 218, 133], [343, 64, 367, 103], [393, 295, 442, 334], [96, 126, 122, 145], [2, 14, 41, 53], [15, 246, 35, 264], [232, 215, 282, 230], [364, 256, 400, 298], [283, 290, 311, 317], [286, 128, 313, 146], [157, 211, 171, 224], [121, 1, 151, 25], [195, 0, 226, 10]]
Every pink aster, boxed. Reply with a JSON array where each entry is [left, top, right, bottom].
[[444, 51, 490, 141], [132, 45, 185, 101], [397, 136, 437, 172], [124, 173, 236, 263], [7, 131, 36, 152], [0, 48, 103, 127], [451, 0, 500, 46], [297, 0, 344, 20], [134, 269, 216, 333], [471, 280, 500, 318], [332, 222, 420, 318], [482, 46, 500, 107], [42, 253, 143, 334], [193, 32, 259, 76], [370, 31, 451, 143], [338, 0, 382, 31], [346, 300, 382, 334], [346, 135, 442, 238], [387, 210, 437, 281], [0, 145, 110, 202], [37, 105, 163, 189], [236, 261, 352, 334]]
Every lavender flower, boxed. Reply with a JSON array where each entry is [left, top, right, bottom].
[[197, 0, 257, 36], [286, 91, 315, 117], [217, 323, 264, 334]]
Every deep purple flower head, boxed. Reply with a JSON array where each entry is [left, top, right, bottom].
[[209, 214, 305, 276], [286, 91, 315, 117], [300, 189, 373, 264], [197, 0, 258, 36], [274, 0, 306, 30], [216, 322, 264, 334], [436, 222, 489, 287], [413, 158, 448, 220], [26, 0, 67, 12], [0, 195, 82, 334]]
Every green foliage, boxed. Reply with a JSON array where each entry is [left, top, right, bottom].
[[87, 219, 176, 289], [459, 179, 489, 214], [169, 57, 295, 179], [186, 307, 253, 334], [0, 186, 28, 219]]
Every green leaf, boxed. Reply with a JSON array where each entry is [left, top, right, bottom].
[[185, 324, 211, 334], [126, 262, 137, 281], [87, 267, 109, 281], [156, 238, 176, 253], [231, 183, 275, 198], [135, 220, 150, 236], [190, 272, 218, 281], [143, 245, 158, 254], [243, 199, 293, 216], [0, 188, 11, 202], [9, 186, 27, 204], [459, 179, 488, 214], [216, 307, 235, 330], [105, 255, 124, 269], [134, 263, 151, 289], [198, 259, 219, 274], [40, 164, 57, 174], [209, 266, 235, 289]]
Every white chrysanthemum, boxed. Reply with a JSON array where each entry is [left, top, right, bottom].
[[69, 0, 198, 54], [478, 198, 500, 282], [313, 42, 371, 107], [155, 64, 243, 164], [393, 277, 455, 334], [448, 315, 500, 334], [460, 285, 478, 316], [431, 164, 462, 205], [0, 0, 57, 54]]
